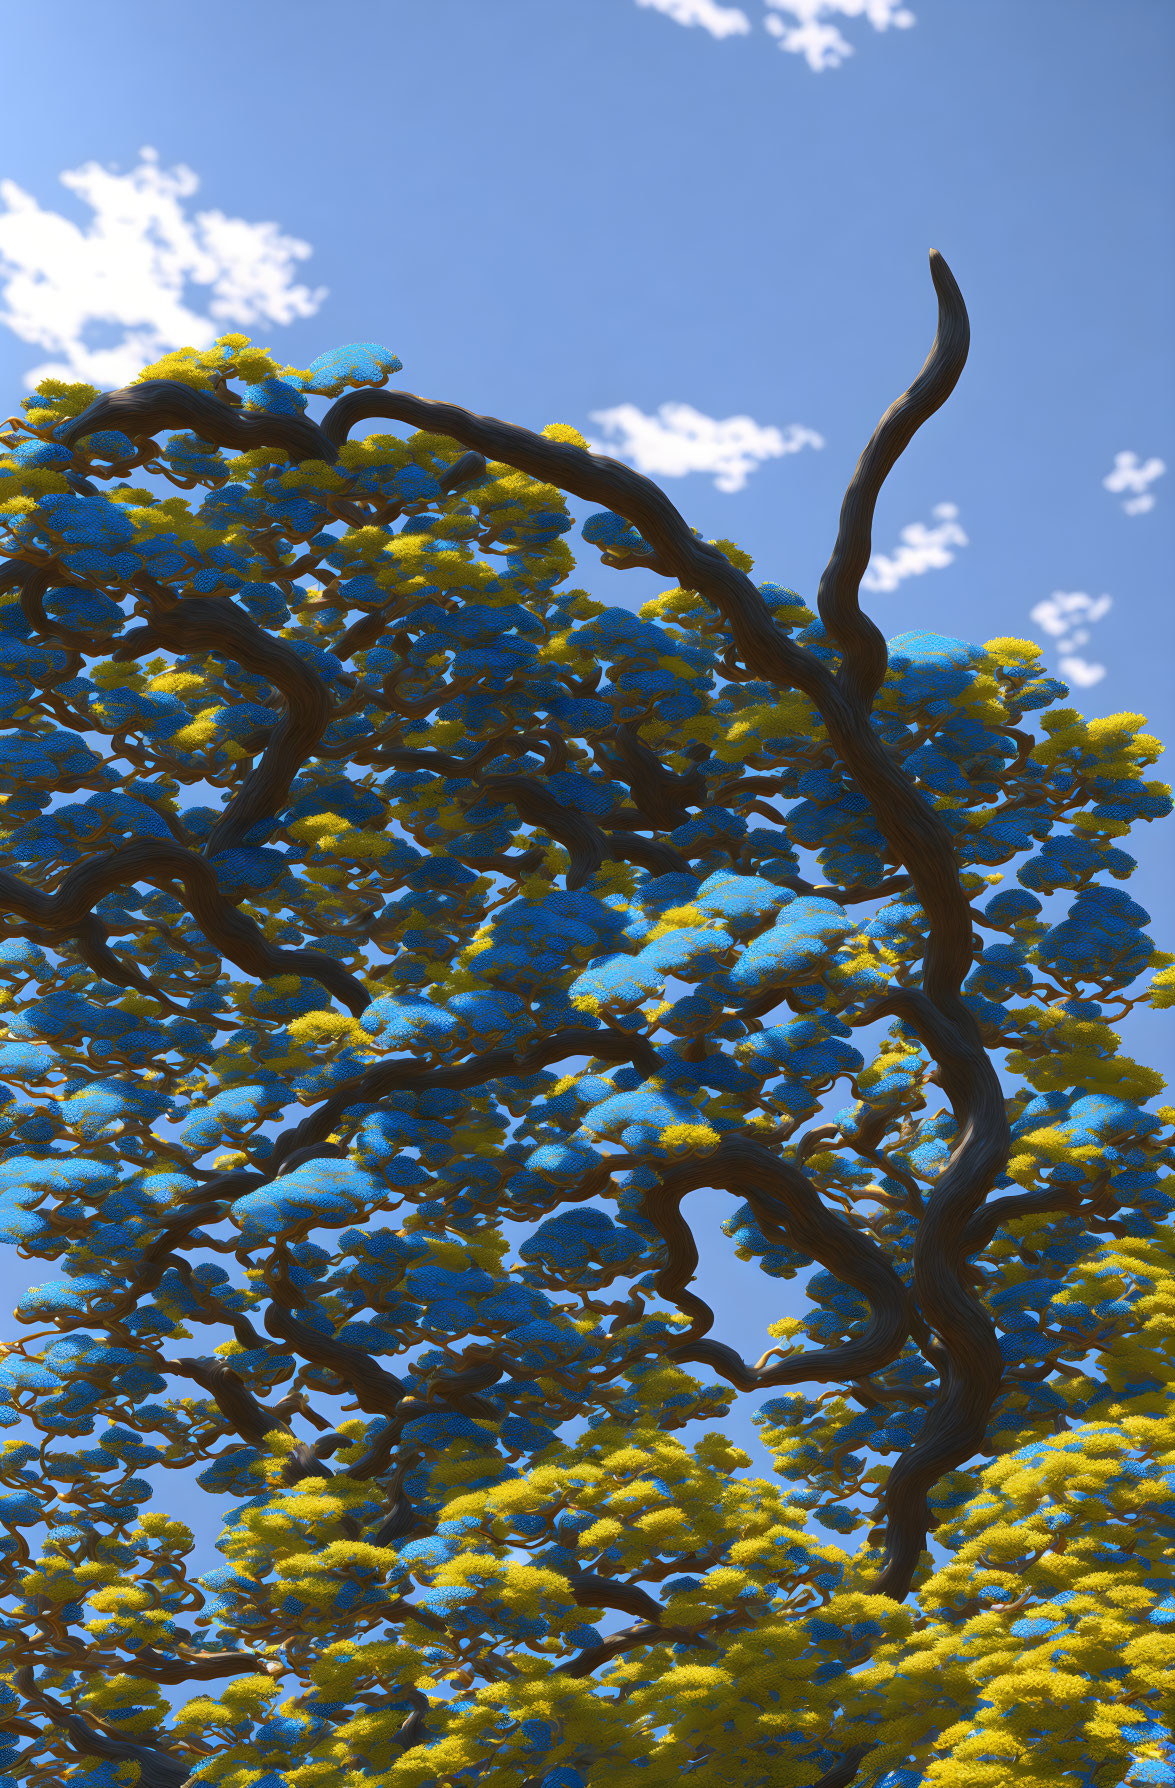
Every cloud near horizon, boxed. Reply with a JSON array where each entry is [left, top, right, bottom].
[[587, 401, 824, 493], [1102, 450, 1166, 516], [1031, 590, 1112, 688], [860, 502, 967, 594], [636, 0, 916, 69], [0, 147, 326, 390]]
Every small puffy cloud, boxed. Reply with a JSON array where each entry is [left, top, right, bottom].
[[861, 503, 967, 594], [1031, 590, 1113, 640], [637, 0, 915, 64], [635, 0, 752, 35], [1031, 590, 1112, 688], [587, 401, 823, 494], [0, 146, 326, 390], [1102, 450, 1165, 516], [1057, 656, 1108, 688], [764, 0, 915, 70]]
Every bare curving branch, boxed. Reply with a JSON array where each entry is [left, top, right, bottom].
[[0, 560, 108, 655], [16, 1670, 195, 1786], [553, 1614, 718, 1680], [58, 379, 339, 467], [603, 828, 695, 878], [262, 1289, 411, 1419], [114, 587, 333, 856], [316, 259, 975, 1010], [804, 1746, 876, 1788], [313, 255, 1012, 1598], [170, 1354, 296, 1448], [960, 1184, 1084, 1256], [604, 722, 705, 828], [645, 1134, 910, 1387], [268, 1025, 661, 1164], [475, 772, 606, 889], [816, 250, 970, 714], [863, 988, 1007, 1598], [70, 911, 198, 1017], [0, 838, 369, 1014]]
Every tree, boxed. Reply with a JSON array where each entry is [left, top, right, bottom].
[[0, 252, 1171, 1788]]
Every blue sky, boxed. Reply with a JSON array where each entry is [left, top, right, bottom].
[[0, 2, 1168, 709], [0, 1, 1171, 1441]]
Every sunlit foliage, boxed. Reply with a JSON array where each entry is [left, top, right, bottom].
[[0, 303, 1171, 1786]]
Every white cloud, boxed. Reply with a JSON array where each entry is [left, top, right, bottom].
[[587, 401, 823, 493], [764, 0, 915, 70], [1102, 449, 1165, 516], [0, 147, 326, 390], [1057, 654, 1107, 688], [860, 502, 967, 593], [635, 0, 751, 35], [1031, 590, 1112, 688], [634, 0, 915, 65], [1031, 590, 1113, 640]]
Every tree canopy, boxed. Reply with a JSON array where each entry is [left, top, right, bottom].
[[0, 254, 1172, 1788]]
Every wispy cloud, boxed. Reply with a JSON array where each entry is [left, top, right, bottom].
[[1102, 450, 1166, 516], [0, 147, 326, 390], [635, 0, 751, 36], [861, 503, 967, 593], [764, 0, 915, 70], [588, 401, 822, 493], [636, 0, 916, 67], [1031, 590, 1112, 687]]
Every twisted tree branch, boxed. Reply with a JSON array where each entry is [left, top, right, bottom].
[[645, 1134, 910, 1388], [0, 839, 369, 1014], [816, 249, 970, 714], [59, 379, 339, 467], [313, 255, 1009, 1597]]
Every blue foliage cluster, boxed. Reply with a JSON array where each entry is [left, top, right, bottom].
[[0, 336, 1170, 1788]]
